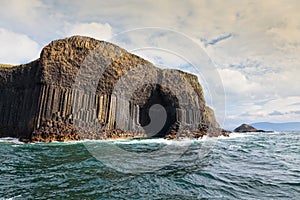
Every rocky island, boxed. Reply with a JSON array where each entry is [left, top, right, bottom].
[[0, 36, 227, 142], [234, 124, 272, 133]]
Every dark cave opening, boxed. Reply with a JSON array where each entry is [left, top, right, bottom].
[[138, 84, 179, 138]]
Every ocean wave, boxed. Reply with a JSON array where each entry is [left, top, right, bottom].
[[0, 137, 24, 144], [218, 132, 259, 140], [1, 131, 299, 199], [83, 137, 212, 145], [0, 135, 223, 146], [269, 131, 281, 134], [0, 195, 22, 200]]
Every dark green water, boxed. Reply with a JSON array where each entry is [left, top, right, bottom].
[[0, 131, 299, 199]]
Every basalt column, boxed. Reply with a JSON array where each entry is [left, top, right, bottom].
[[0, 36, 221, 141]]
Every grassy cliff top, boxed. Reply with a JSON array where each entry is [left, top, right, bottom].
[[0, 64, 14, 68]]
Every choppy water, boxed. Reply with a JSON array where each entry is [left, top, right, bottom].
[[0, 131, 299, 199]]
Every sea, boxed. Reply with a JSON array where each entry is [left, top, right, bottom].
[[0, 131, 299, 199]]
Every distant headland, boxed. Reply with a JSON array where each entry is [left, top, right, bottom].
[[0, 36, 229, 142]]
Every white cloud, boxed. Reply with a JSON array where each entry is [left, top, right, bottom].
[[0, 28, 40, 65], [0, 0, 43, 26], [0, 0, 299, 128], [231, 96, 300, 123], [218, 68, 262, 96], [66, 22, 113, 41], [218, 65, 300, 128]]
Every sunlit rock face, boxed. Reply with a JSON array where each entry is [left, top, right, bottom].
[[0, 36, 220, 142]]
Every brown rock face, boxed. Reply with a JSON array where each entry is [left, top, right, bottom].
[[0, 36, 221, 142]]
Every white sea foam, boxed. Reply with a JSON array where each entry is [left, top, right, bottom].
[[0, 195, 22, 200], [269, 131, 281, 134], [81, 137, 213, 146], [0, 135, 219, 146], [0, 137, 23, 144], [218, 132, 256, 140], [111, 138, 174, 145], [228, 144, 241, 150]]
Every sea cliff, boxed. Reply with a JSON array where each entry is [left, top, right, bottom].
[[0, 36, 225, 142]]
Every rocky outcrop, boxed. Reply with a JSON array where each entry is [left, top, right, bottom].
[[0, 36, 223, 142], [234, 124, 271, 133]]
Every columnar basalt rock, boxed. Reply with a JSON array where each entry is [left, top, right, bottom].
[[0, 36, 223, 142]]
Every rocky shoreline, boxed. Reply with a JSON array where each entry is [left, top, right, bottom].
[[20, 119, 230, 143], [22, 120, 147, 143]]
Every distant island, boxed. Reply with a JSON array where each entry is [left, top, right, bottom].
[[250, 122, 300, 131], [0, 36, 228, 142], [234, 124, 272, 133]]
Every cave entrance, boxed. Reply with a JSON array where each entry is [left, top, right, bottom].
[[138, 84, 179, 138]]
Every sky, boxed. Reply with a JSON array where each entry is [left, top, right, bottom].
[[0, 0, 299, 129]]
